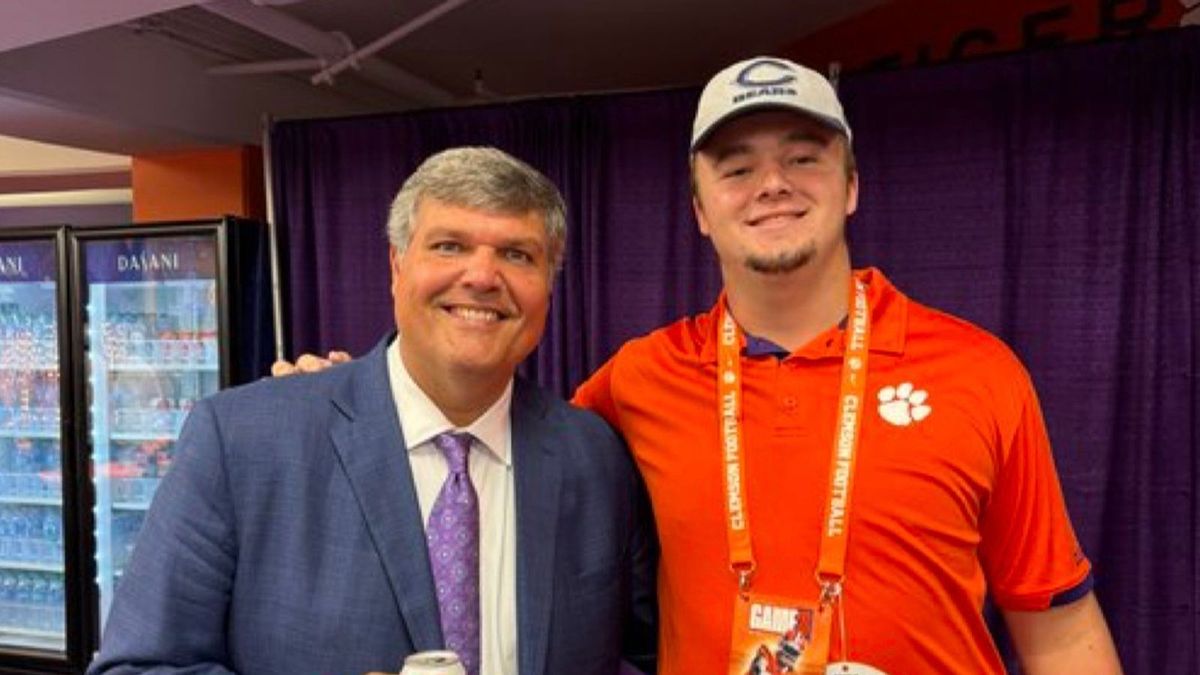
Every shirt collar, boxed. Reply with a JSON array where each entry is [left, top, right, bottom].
[[386, 338, 513, 466], [699, 267, 908, 363], [743, 333, 791, 358]]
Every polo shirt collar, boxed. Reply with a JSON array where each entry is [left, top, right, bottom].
[[699, 267, 908, 363]]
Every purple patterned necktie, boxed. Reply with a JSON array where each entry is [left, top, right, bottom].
[[427, 432, 481, 675]]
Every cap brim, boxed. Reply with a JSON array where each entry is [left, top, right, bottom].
[[690, 102, 850, 153]]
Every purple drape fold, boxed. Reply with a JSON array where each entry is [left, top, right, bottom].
[[272, 29, 1200, 673]]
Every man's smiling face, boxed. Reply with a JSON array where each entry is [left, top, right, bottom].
[[692, 110, 858, 276], [391, 196, 551, 383]]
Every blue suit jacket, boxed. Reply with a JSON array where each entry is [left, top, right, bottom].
[[88, 340, 656, 675]]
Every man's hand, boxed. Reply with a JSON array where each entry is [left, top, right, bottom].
[[270, 350, 352, 376]]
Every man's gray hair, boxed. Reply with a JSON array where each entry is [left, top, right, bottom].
[[385, 147, 567, 273]]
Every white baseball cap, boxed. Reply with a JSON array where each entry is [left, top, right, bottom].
[[691, 56, 851, 152]]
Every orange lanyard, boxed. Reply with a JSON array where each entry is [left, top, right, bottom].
[[717, 278, 871, 667], [717, 298, 755, 591]]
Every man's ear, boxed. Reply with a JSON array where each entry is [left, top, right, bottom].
[[388, 244, 404, 293], [846, 171, 859, 217], [693, 195, 711, 238]]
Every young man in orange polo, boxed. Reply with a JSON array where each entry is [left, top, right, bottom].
[[573, 56, 1121, 674]]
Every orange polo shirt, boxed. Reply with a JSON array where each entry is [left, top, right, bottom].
[[574, 268, 1090, 674]]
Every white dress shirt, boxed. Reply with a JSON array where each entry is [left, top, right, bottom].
[[387, 340, 517, 675]]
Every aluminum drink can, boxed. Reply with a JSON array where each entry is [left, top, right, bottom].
[[399, 651, 466, 675]]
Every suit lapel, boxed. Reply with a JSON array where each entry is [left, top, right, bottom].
[[512, 380, 561, 675], [329, 341, 443, 652]]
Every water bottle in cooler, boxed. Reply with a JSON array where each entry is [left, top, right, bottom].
[[11, 507, 30, 561], [101, 313, 122, 365], [0, 371, 15, 421], [113, 512, 142, 571], [42, 508, 62, 564], [0, 572, 15, 628], [35, 371, 59, 433], [47, 575, 64, 632], [30, 573, 49, 630], [41, 440, 62, 498], [34, 313, 55, 366], [198, 283, 219, 366], [0, 312, 13, 367], [0, 439, 12, 495], [0, 507, 13, 560], [13, 572, 32, 628], [128, 314, 147, 365], [12, 437, 32, 474], [111, 379, 133, 434], [24, 507, 43, 562], [13, 313, 33, 367], [157, 313, 180, 364]]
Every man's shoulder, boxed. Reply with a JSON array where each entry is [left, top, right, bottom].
[[898, 298, 1036, 416], [523, 379, 622, 441], [904, 298, 1023, 369], [515, 381, 638, 483], [609, 311, 711, 367], [573, 310, 711, 414]]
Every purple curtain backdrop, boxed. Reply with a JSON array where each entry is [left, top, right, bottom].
[[272, 29, 1199, 673]]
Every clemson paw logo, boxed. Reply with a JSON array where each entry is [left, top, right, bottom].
[[877, 382, 931, 426]]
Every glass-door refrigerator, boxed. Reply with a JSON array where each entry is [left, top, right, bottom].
[[0, 219, 272, 673], [0, 229, 73, 667]]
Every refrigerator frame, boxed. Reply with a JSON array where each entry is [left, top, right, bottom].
[[67, 220, 235, 665], [0, 225, 83, 674]]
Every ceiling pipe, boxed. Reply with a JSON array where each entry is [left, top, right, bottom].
[[311, 0, 477, 85], [208, 57, 323, 76], [0, 189, 132, 207], [199, 0, 454, 105]]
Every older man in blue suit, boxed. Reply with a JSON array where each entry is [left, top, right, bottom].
[[87, 147, 656, 675]]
